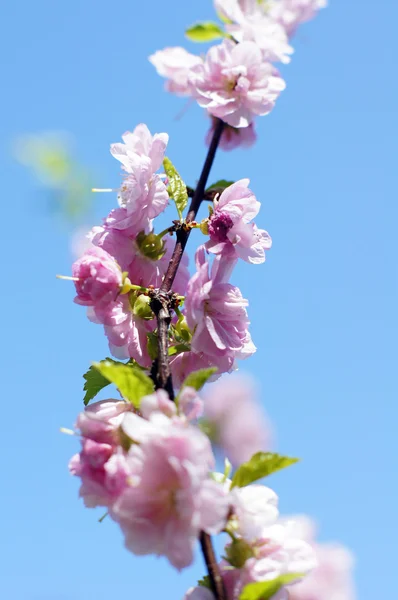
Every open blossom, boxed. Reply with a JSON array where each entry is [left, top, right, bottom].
[[110, 124, 169, 234], [170, 349, 235, 388], [281, 516, 356, 600], [110, 412, 229, 570], [185, 247, 255, 367], [203, 373, 273, 465], [214, 0, 293, 64], [69, 400, 132, 508], [149, 47, 202, 96], [206, 117, 257, 151], [206, 179, 272, 264], [268, 0, 328, 37], [72, 247, 123, 308], [190, 40, 286, 128]]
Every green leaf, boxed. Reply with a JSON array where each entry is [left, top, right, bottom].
[[181, 367, 217, 391], [206, 179, 235, 192], [163, 157, 188, 219], [83, 358, 119, 405], [239, 574, 304, 600], [198, 575, 211, 589], [92, 360, 154, 408], [231, 452, 299, 488], [185, 21, 225, 43]]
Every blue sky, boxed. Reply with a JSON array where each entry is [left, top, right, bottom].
[[0, 1, 396, 598]]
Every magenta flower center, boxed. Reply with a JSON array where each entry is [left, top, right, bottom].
[[208, 212, 234, 243]]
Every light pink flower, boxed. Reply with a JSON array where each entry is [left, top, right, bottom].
[[206, 179, 272, 264], [185, 247, 256, 366], [206, 117, 257, 151], [111, 412, 229, 570], [88, 295, 155, 366], [190, 40, 286, 128], [214, 0, 293, 64], [110, 124, 169, 234], [231, 485, 279, 541], [268, 0, 328, 37], [140, 387, 203, 422], [149, 47, 203, 96], [280, 516, 356, 600], [69, 400, 132, 508], [169, 350, 236, 388], [203, 373, 273, 465], [184, 519, 316, 600], [72, 247, 123, 308], [91, 226, 189, 296]]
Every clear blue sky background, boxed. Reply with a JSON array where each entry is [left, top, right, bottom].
[[0, 1, 396, 599]]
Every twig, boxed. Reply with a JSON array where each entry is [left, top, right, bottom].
[[150, 118, 226, 600]]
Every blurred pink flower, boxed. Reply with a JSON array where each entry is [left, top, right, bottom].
[[111, 412, 229, 569], [169, 350, 235, 388], [69, 400, 132, 508], [269, 0, 328, 37], [190, 40, 286, 128], [72, 247, 123, 308], [206, 179, 272, 264], [149, 47, 202, 96], [280, 516, 356, 600], [203, 373, 272, 465], [214, 0, 293, 64]]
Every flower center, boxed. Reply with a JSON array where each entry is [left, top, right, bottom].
[[208, 212, 234, 243]]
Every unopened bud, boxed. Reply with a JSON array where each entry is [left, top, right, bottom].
[[175, 316, 192, 342], [136, 231, 166, 261], [225, 539, 254, 569], [133, 294, 154, 320]]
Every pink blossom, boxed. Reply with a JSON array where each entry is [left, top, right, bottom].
[[231, 485, 279, 541], [140, 387, 203, 421], [185, 247, 255, 367], [268, 0, 328, 37], [206, 179, 271, 264], [280, 516, 356, 600], [169, 349, 236, 388], [111, 412, 229, 570], [72, 247, 123, 308], [214, 0, 293, 64], [206, 117, 257, 151], [149, 47, 203, 96], [203, 373, 273, 465], [190, 40, 286, 128], [88, 295, 155, 366], [91, 226, 189, 296], [69, 400, 132, 508], [110, 124, 169, 234]]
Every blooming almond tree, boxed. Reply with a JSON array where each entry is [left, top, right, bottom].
[[62, 2, 356, 600]]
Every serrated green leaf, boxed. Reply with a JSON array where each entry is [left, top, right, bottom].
[[231, 452, 299, 488], [239, 574, 304, 600], [92, 360, 154, 408], [185, 21, 225, 42], [206, 179, 235, 192], [181, 367, 217, 391], [163, 157, 188, 219], [83, 357, 120, 405]]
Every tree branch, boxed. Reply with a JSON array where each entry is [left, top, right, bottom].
[[150, 118, 226, 600]]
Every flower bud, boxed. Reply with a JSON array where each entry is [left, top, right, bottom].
[[136, 231, 166, 261], [225, 538, 254, 569], [175, 316, 192, 342], [133, 294, 154, 320]]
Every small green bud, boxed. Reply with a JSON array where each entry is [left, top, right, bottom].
[[133, 294, 154, 320], [175, 316, 192, 342], [136, 231, 166, 261], [225, 539, 254, 569]]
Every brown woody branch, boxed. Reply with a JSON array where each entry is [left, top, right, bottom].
[[150, 118, 226, 600]]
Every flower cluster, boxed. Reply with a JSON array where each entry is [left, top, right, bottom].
[[65, 2, 357, 599], [150, 0, 326, 149], [71, 124, 269, 381]]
